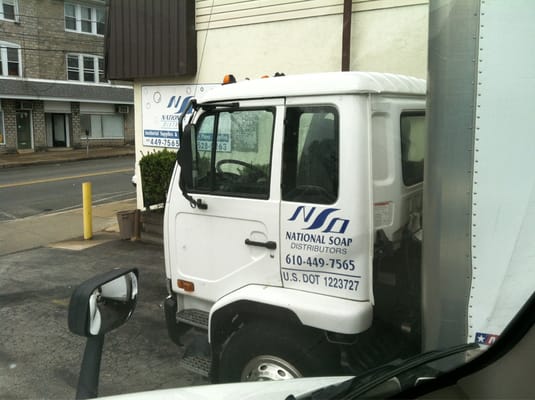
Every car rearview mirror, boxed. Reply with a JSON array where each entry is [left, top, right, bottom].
[[68, 268, 138, 337], [68, 268, 138, 400]]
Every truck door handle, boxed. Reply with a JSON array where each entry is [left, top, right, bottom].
[[245, 239, 277, 250]]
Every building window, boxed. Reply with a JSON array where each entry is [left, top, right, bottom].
[[80, 114, 124, 138], [98, 58, 105, 82], [0, 42, 21, 76], [83, 56, 95, 81], [65, 3, 76, 30], [67, 54, 79, 80], [1, 0, 17, 21], [64, 3, 105, 35], [66, 54, 105, 83]]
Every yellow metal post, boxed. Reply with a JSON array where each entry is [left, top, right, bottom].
[[82, 182, 92, 240]]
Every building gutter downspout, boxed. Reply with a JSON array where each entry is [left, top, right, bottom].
[[342, 0, 352, 71]]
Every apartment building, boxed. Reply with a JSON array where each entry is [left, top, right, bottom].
[[0, 0, 133, 153]]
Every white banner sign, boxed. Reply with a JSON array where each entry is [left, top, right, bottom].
[[141, 84, 218, 149]]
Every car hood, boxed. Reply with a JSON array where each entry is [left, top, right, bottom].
[[101, 376, 352, 400]]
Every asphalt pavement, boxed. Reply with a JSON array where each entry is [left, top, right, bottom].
[[0, 152, 207, 398], [0, 203, 206, 399]]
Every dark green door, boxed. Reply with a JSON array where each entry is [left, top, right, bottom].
[[16, 111, 32, 149]]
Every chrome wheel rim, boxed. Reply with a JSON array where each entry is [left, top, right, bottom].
[[241, 355, 302, 381]]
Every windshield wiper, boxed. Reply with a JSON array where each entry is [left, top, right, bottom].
[[290, 342, 479, 400], [339, 342, 480, 399]]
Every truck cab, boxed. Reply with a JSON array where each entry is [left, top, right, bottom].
[[163, 72, 426, 381]]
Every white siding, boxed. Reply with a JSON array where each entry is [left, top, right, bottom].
[[196, 0, 427, 30], [351, 3, 428, 76], [190, 0, 428, 82]]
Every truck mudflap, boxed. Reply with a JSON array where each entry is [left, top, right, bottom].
[[164, 295, 191, 346]]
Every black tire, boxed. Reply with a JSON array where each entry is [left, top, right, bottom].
[[218, 320, 339, 382]]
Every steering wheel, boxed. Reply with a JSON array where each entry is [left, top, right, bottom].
[[216, 159, 267, 181], [285, 185, 336, 204]]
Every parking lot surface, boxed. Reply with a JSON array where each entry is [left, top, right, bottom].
[[0, 235, 207, 399]]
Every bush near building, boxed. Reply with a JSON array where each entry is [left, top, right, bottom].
[[139, 149, 176, 207]]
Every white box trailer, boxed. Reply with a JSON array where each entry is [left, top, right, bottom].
[[422, 0, 535, 352]]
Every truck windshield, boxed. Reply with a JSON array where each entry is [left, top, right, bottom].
[[190, 108, 275, 198]]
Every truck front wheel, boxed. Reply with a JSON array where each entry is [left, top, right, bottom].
[[218, 320, 339, 382]]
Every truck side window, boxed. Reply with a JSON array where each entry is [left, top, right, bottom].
[[282, 106, 339, 204], [400, 112, 425, 186], [191, 108, 275, 198]]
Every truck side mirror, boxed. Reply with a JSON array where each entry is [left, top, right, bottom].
[[177, 123, 204, 208], [177, 123, 194, 189], [68, 268, 138, 400]]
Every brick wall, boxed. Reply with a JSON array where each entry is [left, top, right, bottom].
[[1, 100, 18, 153], [32, 101, 46, 150], [0, 1, 133, 152], [3, 0, 106, 81], [71, 102, 81, 148]]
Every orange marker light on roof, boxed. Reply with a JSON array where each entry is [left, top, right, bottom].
[[222, 74, 236, 85]]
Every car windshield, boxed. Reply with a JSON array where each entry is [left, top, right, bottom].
[[1, 1, 534, 400]]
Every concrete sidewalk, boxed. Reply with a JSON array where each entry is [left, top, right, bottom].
[[0, 145, 135, 168], [0, 198, 138, 256]]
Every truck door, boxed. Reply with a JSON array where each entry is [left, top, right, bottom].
[[279, 95, 373, 302], [167, 99, 284, 302]]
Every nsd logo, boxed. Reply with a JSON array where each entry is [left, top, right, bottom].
[[166, 95, 193, 115], [288, 206, 349, 234]]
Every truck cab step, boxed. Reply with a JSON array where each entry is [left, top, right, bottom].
[[180, 331, 211, 377], [180, 354, 211, 377], [177, 309, 209, 330]]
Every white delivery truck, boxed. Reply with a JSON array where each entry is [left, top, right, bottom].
[[66, 0, 535, 397], [163, 71, 427, 381], [161, 0, 535, 385]]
